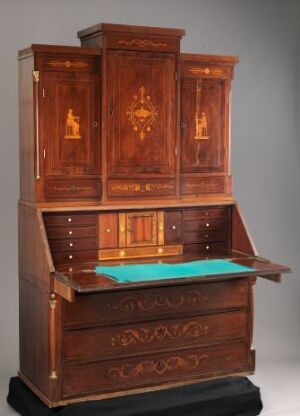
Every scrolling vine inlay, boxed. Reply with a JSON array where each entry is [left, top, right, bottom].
[[127, 86, 158, 140]]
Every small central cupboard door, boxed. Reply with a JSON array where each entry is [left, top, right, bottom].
[[107, 50, 176, 178], [125, 212, 158, 247], [42, 70, 100, 176]]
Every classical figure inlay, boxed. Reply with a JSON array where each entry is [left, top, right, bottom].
[[64, 109, 81, 139], [126, 86, 158, 140], [107, 291, 208, 313], [111, 321, 209, 347], [193, 80, 210, 165], [109, 353, 210, 379], [118, 39, 167, 48]]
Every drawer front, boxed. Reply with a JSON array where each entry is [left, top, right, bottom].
[[164, 211, 183, 245], [183, 242, 229, 255], [183, 207, 230, 220], [184, 223, 229, 244], [62, 342, 247, 397], [52, 251, 97, 265], [180, 176, 226, 195], [107, 179, 176, 198], [45, 179, 101, 200], [62, 311, 247, 362], [44, 214, 97, 227], [47, 226, 97, 239], [49, 237, 97, 253], [63, 280, 249, 328]]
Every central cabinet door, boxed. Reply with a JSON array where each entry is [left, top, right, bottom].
[[106, 50, 177, 195], [126, 212, 158, 247]]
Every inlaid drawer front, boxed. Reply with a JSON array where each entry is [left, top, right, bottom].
[[46, 226, 97, 239], [49, 238, 97, 253], [63, 280, 248, 328], [62, 311, 247, 362], [44, 214, 97, 227], [62, 342, 247, 397], [52, 251, 97, 265], [181, 177, 226, 195], [38, 56, 99, 72], [45, 179, 101, 200], [106, 35, 179, 53], [107, 179, 176, 198]]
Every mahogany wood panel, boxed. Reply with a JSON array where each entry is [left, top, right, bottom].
[[62, 342, 247, 397], [62, 311, 247, 362], [231, 204, 257, 256], [62, 279, 249, 329], [164, 211, 183, 244], [19, 278, 51, 399], [98, 213, 119, 249], [106, 50, 176, 179]]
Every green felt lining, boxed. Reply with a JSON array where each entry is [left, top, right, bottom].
[[95, 259, 255, 283]]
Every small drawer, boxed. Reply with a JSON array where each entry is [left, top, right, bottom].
[[62, 311, 247, 362], [49, 237, 97, 253], [183, 222, 229, 244], [183, 207, 230, 220], [62, 280, 249, 329], [52, 251, 97, 265], [164, 211, 183, 245], [183, 242, 229, 255], [47, 226, 97, 239], [45, 178, 101, 200], [44, 214, 97, 227], [62, 342, 247, 397]]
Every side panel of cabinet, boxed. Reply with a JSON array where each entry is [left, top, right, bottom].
[[107, 50, 176, 178], [41, 71, 100, 177]]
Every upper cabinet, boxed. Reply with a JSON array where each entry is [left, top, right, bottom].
[[180, 55, 238, 197], [19, 25, 239, 204]]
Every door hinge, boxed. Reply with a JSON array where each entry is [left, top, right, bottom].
[[42, 88, 45, 98], [43, 148, 46, 159], [32, 70, 39, 83], [174, 72, 178, 81], [110, 103, 114, 115], [174, 147, 178, 157]]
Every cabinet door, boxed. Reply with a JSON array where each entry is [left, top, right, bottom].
[[126, 212, 158, 247], [42, 71, 100, 176], [107, 50, 176, 176], [180, 77, 226, 173]]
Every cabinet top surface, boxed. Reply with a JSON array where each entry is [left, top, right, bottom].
[[77, 22, 186, 39]]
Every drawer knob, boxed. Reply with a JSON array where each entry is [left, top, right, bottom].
[[106, 228, 111, 233], [69, 243, 73, 247], [68, 230, 73, 235], [68, 218, 72, 222], [172, 225, 177, 230], [158, 248, 164, 254], [69, 255, 73, 259], [119, 250, 125, 257], [206, 223, 210, 227], [205, 234, 209, 238], [206, 245, 210, 250]]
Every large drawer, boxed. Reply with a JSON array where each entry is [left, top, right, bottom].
[[62, 311, 247, 362], [62, 341, 247, 397], [63, 280, 249, 328]]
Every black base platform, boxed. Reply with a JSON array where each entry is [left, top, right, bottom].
[[7, 376, 263, 416]]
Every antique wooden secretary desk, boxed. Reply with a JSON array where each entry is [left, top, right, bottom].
[[18, 23, 290, 408]]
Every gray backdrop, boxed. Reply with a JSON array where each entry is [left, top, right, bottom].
[[0, 0, 299, 380]]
